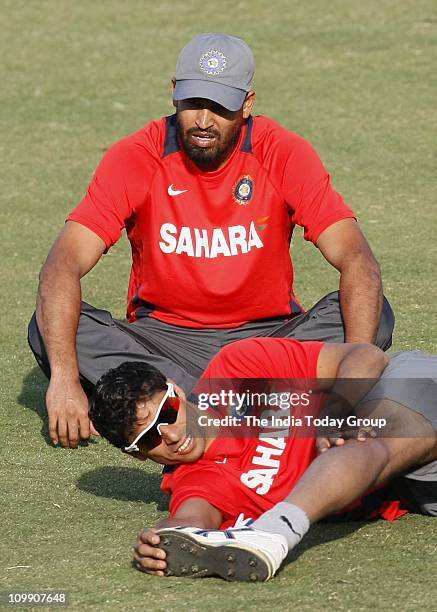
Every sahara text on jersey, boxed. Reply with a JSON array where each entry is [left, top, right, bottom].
[[159, 222, 264, 258]]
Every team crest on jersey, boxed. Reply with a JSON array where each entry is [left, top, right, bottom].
[[233, 175, 254, 205], [199, 50, 227, 75]]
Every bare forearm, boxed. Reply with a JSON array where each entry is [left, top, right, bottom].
[[155, 498, 223, 530], [35, 222, 105, 381], [331, 344, 389, 409], [318, 344, 389, 418], [34, 223, 105, 446], [36, 261, 82, 379], [155, 516, 213, 529], [339, 258, 382, 344]]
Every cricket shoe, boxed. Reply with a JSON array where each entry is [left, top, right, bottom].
[[156, 526, 288, 582]]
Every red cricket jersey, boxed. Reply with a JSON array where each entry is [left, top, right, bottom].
[[68, 115, 355, 327], [162, 338, 322, 527], [161, 338, 408, 527]]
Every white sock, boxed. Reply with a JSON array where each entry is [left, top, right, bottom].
[[252, 502, 310, 551]]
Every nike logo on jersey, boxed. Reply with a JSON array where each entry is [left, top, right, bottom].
[[159, 222, 264, 258], [168, 184, 188, 196], [215, 458, 228, 464]]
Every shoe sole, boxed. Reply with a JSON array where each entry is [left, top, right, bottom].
[[157, 529, 272, 582]]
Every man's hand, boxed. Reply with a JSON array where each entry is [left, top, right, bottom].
[[46, 377, 99, 448], [36, 222, 106, 448], [315, 345, 388, 454], [316, 432, 346, 454], [133, 500, 222, 576], [316, 425, 375, 454], [133, 528, 167, 576]]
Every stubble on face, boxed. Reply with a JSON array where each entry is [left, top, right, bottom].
[[176, 107, 244, 171]]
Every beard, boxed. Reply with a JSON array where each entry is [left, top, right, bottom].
[[176, 115, 243, 171]]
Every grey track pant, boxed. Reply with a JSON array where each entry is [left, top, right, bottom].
[[28, 291, 395, 394]]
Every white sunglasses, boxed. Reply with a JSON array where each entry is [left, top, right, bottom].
[[124, 382, 178, 453]]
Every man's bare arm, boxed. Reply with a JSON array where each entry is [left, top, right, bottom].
[[134, 498, 222, 576], [315, 342, 389, 452], [316, 219, 383, 344], [36, 221, 106, 448], [316, 342, 389, 392]]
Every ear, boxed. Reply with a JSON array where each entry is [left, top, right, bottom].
[[242, 91, 256, 119], [171, 78, 178, 109]]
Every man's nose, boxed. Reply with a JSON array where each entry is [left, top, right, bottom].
[[158, 423, 181, 444], [195, 108, 214, 130]]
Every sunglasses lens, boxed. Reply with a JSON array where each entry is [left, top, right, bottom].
[[140, 397, 180, 451], [157, 397, 180, 427], [141, 428, 162, 451]]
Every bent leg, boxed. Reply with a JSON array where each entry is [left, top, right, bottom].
[[252, 437, 391, 548], [28, 303, 197, 393], [283, 438, 391, 523], [268, 291, 395, 350], [283, 399, 437, 523], [354, 399, 437, 486], [253, 397, 437, 544], [286, 404, 437, 522]]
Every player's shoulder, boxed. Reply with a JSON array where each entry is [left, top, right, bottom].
[[102, 116, 167, 164], [252, 115, 307, 143], [251, 115, 316, 160]]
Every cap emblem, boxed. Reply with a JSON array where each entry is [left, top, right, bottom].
[[199, 50, 227, 75]]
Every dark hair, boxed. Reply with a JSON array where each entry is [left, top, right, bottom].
[[89, 362, 167, 448]]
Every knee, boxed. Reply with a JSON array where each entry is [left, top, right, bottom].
[[368, 438, 391, 469], [346, 438, 391, 473]]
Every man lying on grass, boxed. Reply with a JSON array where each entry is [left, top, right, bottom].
[[90, 338, 437, 582]]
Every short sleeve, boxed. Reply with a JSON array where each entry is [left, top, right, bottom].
[[67, 126, 161, 249], [161, 465, 237, 519], [281, 135, 356, 243]]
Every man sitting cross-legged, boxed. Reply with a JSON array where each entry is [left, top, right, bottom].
[[89, 338, 437, 581]]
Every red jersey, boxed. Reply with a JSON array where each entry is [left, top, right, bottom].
[[68, 115, 355, 327], [161, 338, 408, 527], [162, 338, 322, 527]]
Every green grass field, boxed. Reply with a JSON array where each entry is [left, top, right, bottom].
[[1, 0, 437, 610]]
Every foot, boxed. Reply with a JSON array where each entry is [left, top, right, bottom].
[[156, 526, 288, 582]]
